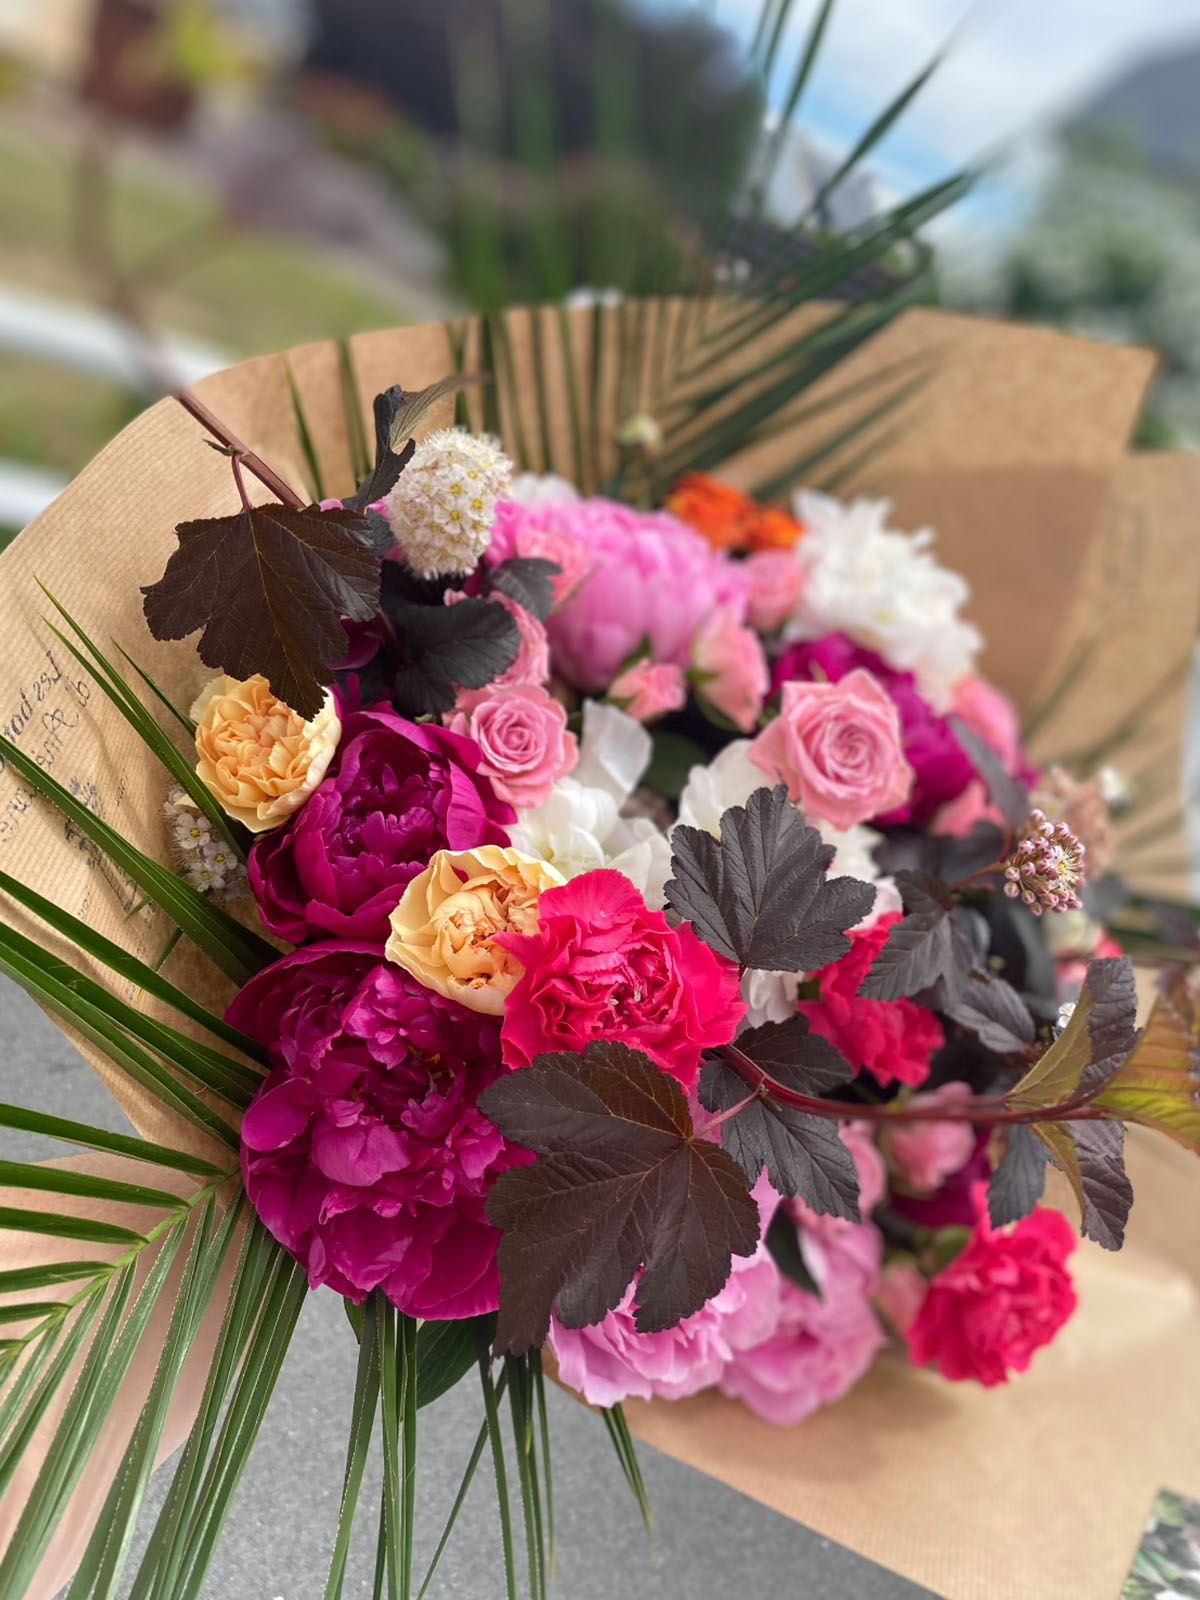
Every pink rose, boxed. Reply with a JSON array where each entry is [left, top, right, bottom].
[[749, 667, 913, 829], [744, 548, 804, 633], [486, 500, 595, 608], [497, 868, 744, 1089], [882, 1082, 975, 1194], [951, 674, 1024, 774], [875, 1258, 928, 1336], [609, 658, 687, 722], [446, 588, 549, 689], [447, 684, 578, 810], [691, 605, 769, 733], [906, 1196, 1077, 1386]]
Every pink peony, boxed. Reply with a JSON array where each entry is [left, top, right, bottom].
[[609, 658, 688, 722], [797, 914, 945, 1090], [532, 497, 748, 692], [232, 942, 531, 1320], [691, 605, 769, 733], [744, 548, 804, 634], [929, 778, 1003, 839], [486, 499, 595, 607], [883, 1082, 975, 1194], [951, 674, 1024, 775], [496, 868, 744, 1089], [906, 1197, 1077, 1386], [248, 707, 513, 944], [446, 588, 549, 690], [447, 683, 578, 810], [749, 667, 913, 829]]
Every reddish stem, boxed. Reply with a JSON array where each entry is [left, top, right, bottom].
[[175, 387, 306, 510], [718, 1043, 1108, 1127]]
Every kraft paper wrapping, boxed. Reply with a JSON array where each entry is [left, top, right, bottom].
[[0, 303, 1195, 1599]]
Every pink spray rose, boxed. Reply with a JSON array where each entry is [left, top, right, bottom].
[[882, 1082, 975, 1194], [233, 942, 531, 1320], [447, 684, 578, 810], [248, 707, 514, 944], [906, 1195, 1077, 1386], [609, 658, 688, 722], [446, 588, 549, 690], [749, 667, 913, 829], [485, 499, 595, 607], [691, 605, 769, 733], [496, 868, 744, 1088], [744, 548, 804, 634], [533, 497, 748, 691]]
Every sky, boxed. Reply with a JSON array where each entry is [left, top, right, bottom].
[[693, 0, 1200, 228]]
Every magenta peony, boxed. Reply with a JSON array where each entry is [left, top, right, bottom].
[[691, 605, 769, 733], [496, 868, 744, 1088], [749, 666, 913, 831], [232, 942, 530, 1320], [248, 707, 514, 943], [526, 497, 748, 692], [446, 683, 578, 810], [906, 1198, 1077, 1386]]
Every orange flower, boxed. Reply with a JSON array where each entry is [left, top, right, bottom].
[[748, 504, 806, 551], [666, 472, 806, 553]]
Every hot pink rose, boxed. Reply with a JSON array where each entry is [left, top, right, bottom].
[[447, 684, 578, 810], [749, 667, 913, 829], [446, 588, 549, 689], [691, 605, 769, 733], [951, 674, 1024, 774], [497, 868, 744, 1088], [486, 500, 595, 608], [609, 658, 687, 722], [744, 548, 804, 633], [883, 1082, 975, 1194], [906, 1197, 1077, 1386]]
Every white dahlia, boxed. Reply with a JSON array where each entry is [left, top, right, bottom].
[[382, 428, 512, 578]]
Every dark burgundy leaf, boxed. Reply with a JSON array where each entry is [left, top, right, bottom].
[[389, 596, 520, 716], [947, 974, 1036, 1057], [874, 822, 1007, 886], [487, 557, 561, 623], [948, 717, 1029, 830], [987, 1124, 1047, 1226], [478, 1042, 760, 1356], [858, 870, 979, 1004], [666, 785, 875, 973], [724, 1015, 855, 1096], [698, 1048, 860, 1219], [142, 501, 380, 719], [764, 1206, 820, 1297], [1072, 1120, 1133, 1250], [1078, 957, 1140, 1094], [344, 376, 480, 511]]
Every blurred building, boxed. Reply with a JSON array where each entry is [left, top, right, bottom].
[[1070, 39, 1200, 188]]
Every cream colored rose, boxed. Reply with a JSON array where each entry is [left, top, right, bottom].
[[385, 845, 564, 1014], [191, 674, 340, 834]]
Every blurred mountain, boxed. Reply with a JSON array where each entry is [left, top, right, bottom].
[[1068, 37, 1200, 185]]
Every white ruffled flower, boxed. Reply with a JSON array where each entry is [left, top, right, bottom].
[[508, 702, 672, 907], [163, 786, 246, 901], [674, 741, 900, 1029], [382, 428, 511, 578], [506, 472, 581, 508], [784, 490, 982, 709]]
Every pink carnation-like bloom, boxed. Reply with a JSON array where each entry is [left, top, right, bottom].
[[496, 868, 744, 1089], [232, 943, 531, 1320], [749, 667, 913, 830], [609, 657, 688, 722], [906, 1197, 1077, 1386], [797, 913, 945, 1089], [446, 588, 549, 689], [248, 707, 514, 944], [691, 605, 769, 733], [744, 548, 804, 633], [883, 1082, 975, 1194], [486, 499, 595, 607], [446, 683, 578, 810], [528, 497, 748, 692]]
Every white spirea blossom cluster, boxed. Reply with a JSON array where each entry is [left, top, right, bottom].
[[382, 428, 512, 578], [163, 787, 245, 900], [784, 490, 982, 709]]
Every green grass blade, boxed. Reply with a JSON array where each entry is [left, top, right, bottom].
[[415, 1371, 509, 1600], [530, 1351, 554, 1579], [506, 1356, 545, 1600], [377, 1297, 401, 1600], [339, 340, 371, 485], [0, 1207, 143, 1247], [323, 1301, 382, 1600], [0, 733, 274, 984], [0, 1262, 111, 1296], [112, 643, 196, 737], [0, 1104, 223, 1179], [285, 359, 326, 503], [400, 1311, 418, 1600], [0, 1162, 194, 1213], [0, 1293, 106, 1456], [415, 1313, 496, 1411], [477, 1338, 517, 1600]]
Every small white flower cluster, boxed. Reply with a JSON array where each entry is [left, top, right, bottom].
[[163, 787, 245, 901], [382, 428, 512, 578], [784, 490, 982, 709]]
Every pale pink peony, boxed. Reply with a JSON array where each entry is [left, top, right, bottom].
[[447, 684, 578, 810], [749, 667, 914, 829], [446, 588, 549, 689], [691, 605, 769, 733], [951, 674, 1024, 774], [609, 658, 688, 722], [882, 1082, 975, 1194], [486, 500, 595, 607], [744, 548, 804, 633]]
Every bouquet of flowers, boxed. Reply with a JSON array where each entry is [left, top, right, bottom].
[[0, 306, 1197, 1600]]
